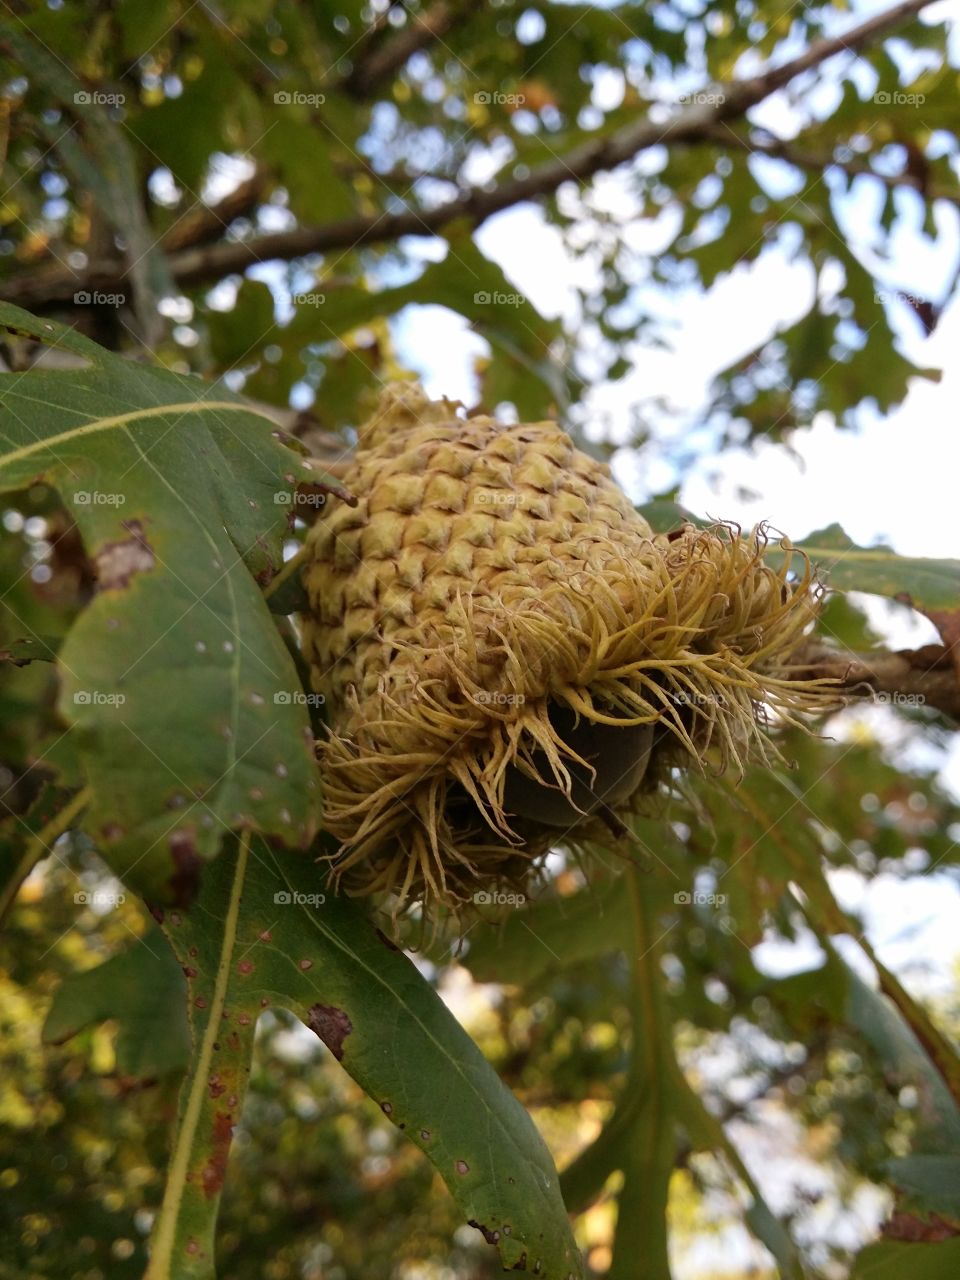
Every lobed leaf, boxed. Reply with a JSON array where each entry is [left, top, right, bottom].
[[152, 837, 582, 1279], [775, 523, 960, 620], [0, 303, 322, 901], [43, 927, 189, 1078]]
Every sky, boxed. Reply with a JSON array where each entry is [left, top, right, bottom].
[[394, 184, 958, 562]]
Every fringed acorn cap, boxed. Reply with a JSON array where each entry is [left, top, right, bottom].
[[300, 384, 831, 913]]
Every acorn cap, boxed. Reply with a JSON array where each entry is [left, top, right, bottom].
[[301, 384, 832, 912]]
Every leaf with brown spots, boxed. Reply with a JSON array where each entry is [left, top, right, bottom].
[[306, 1003, 353, 1061], [0, 302, 323, 901], [150, 835, 582, 1279], [94, 518, 156, 590]]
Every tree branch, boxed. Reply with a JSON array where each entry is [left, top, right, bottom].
[[159, 170, 269, 254], [796, 642, 960, 721], [342, 1, 457, 99], [0, 0, 935, 309]]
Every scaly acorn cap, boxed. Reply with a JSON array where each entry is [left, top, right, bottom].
[[301, 383, 832, 913]]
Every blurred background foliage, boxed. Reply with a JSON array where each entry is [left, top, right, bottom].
[[2, 0, 960, 1277]]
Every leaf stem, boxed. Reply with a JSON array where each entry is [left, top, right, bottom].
[[0, 785, 92, 924], [262, 543, 310, 602], [609, 870, 673, 1280], [145, 829, 251, 1280]]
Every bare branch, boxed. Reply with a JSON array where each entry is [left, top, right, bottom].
[[342, 1, 456, 99], [796, 643, 960, 721], [0, 0, 936, 309], [159, 171, 269, 254]]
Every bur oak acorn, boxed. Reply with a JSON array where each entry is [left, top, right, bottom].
[[301, 384, 831, 914]]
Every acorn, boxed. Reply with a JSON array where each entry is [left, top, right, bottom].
[[301, 384, 830, 912]]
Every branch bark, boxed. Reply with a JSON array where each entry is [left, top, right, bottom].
[[0, 0, 935, 309], [796, 643, 960, 721], [159, 170, 269, 254], [342, 1, 457, 99]]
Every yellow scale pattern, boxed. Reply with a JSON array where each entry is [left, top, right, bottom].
[[301, 384, 830, 912]]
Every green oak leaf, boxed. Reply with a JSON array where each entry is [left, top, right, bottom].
[[774, 524, 960, 616], [43, 927, 189, 1078], [852, 1237, 960, 1278], [150, 836, 582, 1279], [0, 303, 322, 901]]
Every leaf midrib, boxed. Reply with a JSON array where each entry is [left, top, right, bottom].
[[0, 400, 268, 468], [802, 545, 960, 568], [264, 849, 562, 1218], [145, 831, 251, 1279]]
